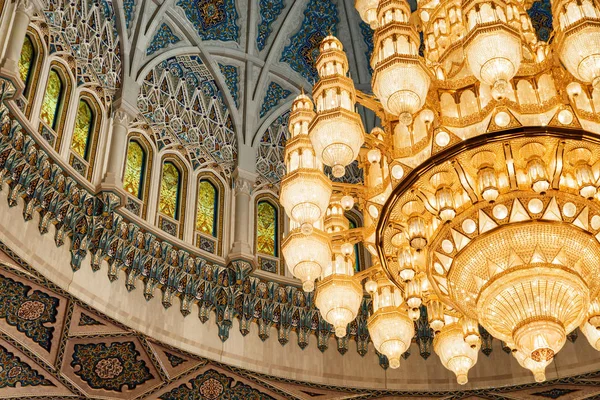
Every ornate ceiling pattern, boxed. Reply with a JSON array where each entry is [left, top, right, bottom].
[[138, 54, 238, 173], [42, 0, 121, 97], [2, 251, 600, 399]]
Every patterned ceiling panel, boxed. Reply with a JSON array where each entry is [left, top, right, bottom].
[[260, 82, 292, 119], [257, 0, 286, 51], [146, 23, 181, 56], [280, 0, 339, 83], [219, 63, 240, 108], [176, 0, 240, 42], [44, 0, 121, 94], [257, 111, 289, 187], [138, 55, 238, 174]]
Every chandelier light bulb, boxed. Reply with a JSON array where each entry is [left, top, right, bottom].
[[427, 300, 445, 334], [365, 278, 378, 295], [406, 279, 422, 310], [367, 148, 382, 164], [371, 0, 430, 122], [340, 195, 355, 211], [462, 318, 482, 350], [408, 307, 421, 321], [478, 166, 499, 202], [526, 157, 550, 194], [341, 242, 354, 257], [408, 215, 428, 250], [436, 186, 456, 222]]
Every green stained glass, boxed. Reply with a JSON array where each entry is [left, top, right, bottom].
[[257, 201, 277, 256], [159, 162, 181, 219], [123, 140, 145, 199], [18, 36, 34, 92], [40, 70, 63, 130], [196, 180, 217, 236], [71, 100, 93, 159]]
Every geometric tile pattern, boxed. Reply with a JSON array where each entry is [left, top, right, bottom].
[[528, 0, 553, 41], [138, 55, 238, 174], [158, 369, 274, 399], [280, 0, 339, 83], [0, 275, 59, 352], [257, 111, 289, 186], [123, 0, 136, 30], [0, 345, 52, 388], [71, 341, 153, 391], [43, 0, 121, 95]]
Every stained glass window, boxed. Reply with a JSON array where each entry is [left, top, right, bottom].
[[256, 200, 277, 256], [349, 218, 361, 272], [196, 180, 218, 236], [71, 100, 94, 159], [123, 140, 146, 199], [19, 35, 34, 93], [159, 161, 181, 219], [40, 69, 63, 130]]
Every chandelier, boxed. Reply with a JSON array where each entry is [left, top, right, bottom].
[[281, 0, 600, 384]]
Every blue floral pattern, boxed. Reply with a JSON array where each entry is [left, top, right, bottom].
[[257, 0, 285, 51], [259, 82, 291, 118], [176, 0, 239, 42], [146, 24, 181, 56], [219, 64, 239, 108], [280, 0, 338, 83]]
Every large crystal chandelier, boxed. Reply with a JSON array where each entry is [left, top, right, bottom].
[[281, 0, 600, 384]]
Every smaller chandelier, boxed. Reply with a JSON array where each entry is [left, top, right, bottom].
[[316, 251, 363, 337], [280, 93, 332, 235], [462, 0, 523, 99], [371, 0, 431, 125], [366, 277, 414, 369], [309, 36, 364, 178], [355, 0, 379, 28], [434, 321, 479, 385], [282, 227, 332, 292]]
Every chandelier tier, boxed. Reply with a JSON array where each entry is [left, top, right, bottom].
[[281, 0, 600, 385]]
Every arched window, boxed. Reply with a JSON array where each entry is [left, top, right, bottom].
[[159, 161, 181, 220], [196, 179, 218, 237], [18, 35, 35, 95], [71, 99, 94, 160], [348, 219, 361, 272], [40, 69, 64, 130], [123, 140, 146, 200], [256, 200, 278, 257]]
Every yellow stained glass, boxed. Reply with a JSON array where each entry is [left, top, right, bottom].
[[257, 201, 277, 256], [196, 180, 217, 236], [71, 100, 93, 159], [18, 36, 34, 90], [159, 162, 181, 219], [123, 141, 145, 199], [40, 70, 63, 130]]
